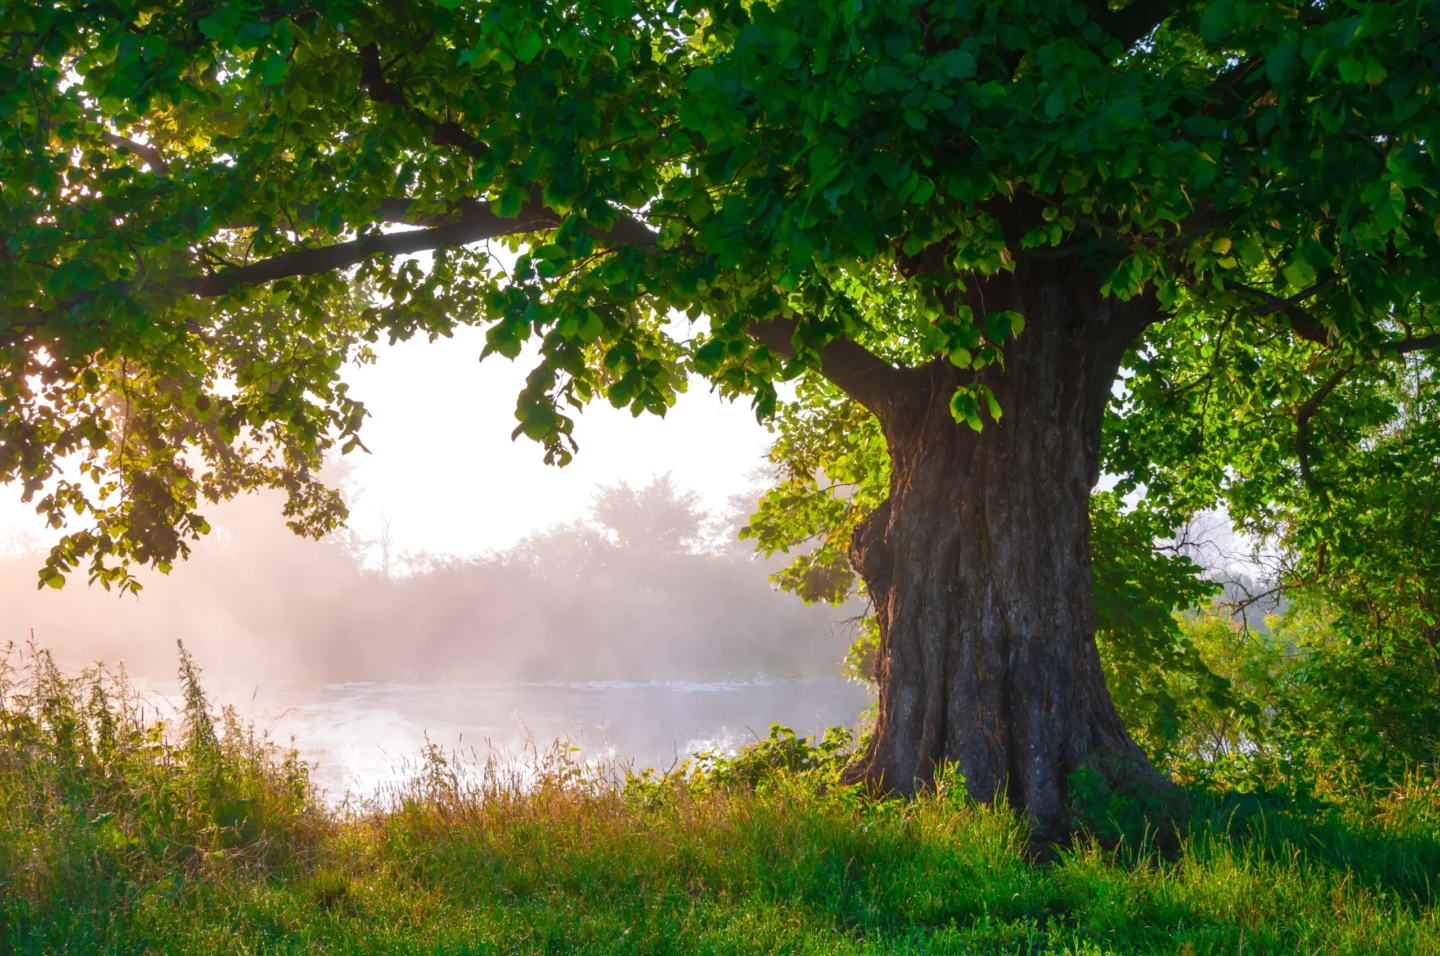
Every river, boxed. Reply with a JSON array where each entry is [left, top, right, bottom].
[[190, 676, 871, 799]]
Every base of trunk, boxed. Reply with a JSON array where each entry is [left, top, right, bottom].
[[840, 639, 1188, 844]]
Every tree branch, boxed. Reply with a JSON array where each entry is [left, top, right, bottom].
[[182, 202, 561, 298], [357, 42, 656, 251], [1380, 331, 1440, 356], [101, 132, 170, 175], [359, 44, 491, 160], [1252, 278, 1339, 319], [1096, 0, 1179, 47], [748, 317, 903, 414], [1296, 360, 1354, 499], [1272, 309, 1330, 345], [180, 184, 664, 299], [1237, 276, 1440, 356], [1195, 55, 1267, 121], [1230, 277, 1338, 346]]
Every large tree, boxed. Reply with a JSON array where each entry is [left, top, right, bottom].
[[3, 0, 1438, 835]]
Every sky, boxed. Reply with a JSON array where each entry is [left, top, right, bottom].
[[0, 325, 778, 563]]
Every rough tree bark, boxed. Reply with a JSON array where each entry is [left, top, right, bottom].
[[836, 257, 1175, 840]]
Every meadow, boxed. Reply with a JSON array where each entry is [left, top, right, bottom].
[[3, 644, 1438, 956]]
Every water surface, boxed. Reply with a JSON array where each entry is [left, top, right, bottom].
[[205, 676, 870, 797]]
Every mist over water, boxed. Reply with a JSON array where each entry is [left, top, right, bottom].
[[2, 473, 868, 795], [136, 675, 869, 798]]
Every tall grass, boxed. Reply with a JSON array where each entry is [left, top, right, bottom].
[[0, 642, 321, 898], [2, 643, 1437, 955]]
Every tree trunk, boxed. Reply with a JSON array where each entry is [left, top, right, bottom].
[[846, 260, 1175, 840]]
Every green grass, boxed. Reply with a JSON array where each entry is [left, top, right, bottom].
[[2, 644, 1438, 955]]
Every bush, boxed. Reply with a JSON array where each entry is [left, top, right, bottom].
[[0, 640, 322, 918]]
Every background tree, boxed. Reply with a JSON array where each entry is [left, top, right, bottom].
[[1153, 348, 1440, 787], [589, 474, 707, 555], [1, 473, 853, 682], [3, 0, 1438, 835]]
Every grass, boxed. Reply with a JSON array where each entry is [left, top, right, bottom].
[[2, 643, 1438, 955]]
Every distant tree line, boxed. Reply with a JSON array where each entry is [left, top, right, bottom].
[[1, 475, 857, 683]]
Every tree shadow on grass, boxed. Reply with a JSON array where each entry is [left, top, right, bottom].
[[1184, 786, 1440, 906]]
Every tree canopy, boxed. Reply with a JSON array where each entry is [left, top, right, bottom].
[[2, 0, 1437, 605], [5, 0, 1440, 828]]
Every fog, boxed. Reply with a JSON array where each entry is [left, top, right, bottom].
[[1, 472, 859, 684]]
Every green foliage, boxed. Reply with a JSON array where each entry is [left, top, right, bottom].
[[4, 0, 1437, 601], [1103, 222, 1440, 781], [1089, 492, 1231, 759], [6, 0, 1440, 827], [0, 642, 321, 914], [1154, 609, 1286, 767], [1268, 601, 1440, 788], [741, 376, 889, 606], [629, 723, 859, 797], [3, 643, 1440, 954], [1159, 600, 1440, 797]]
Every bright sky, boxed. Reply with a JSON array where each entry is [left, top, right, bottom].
[[0, 326, 777, 562]]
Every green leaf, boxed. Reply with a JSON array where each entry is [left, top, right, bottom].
[[1374, 180, 1406, 230], [1044, 89, 1066, 119], [949, 387, 983, 432], [1199, 0, 1235, 40], [260, 55, 288, 86], [1266, 40, 1297, 83], [492, 188, 523, 218], [984, 310, 1024, 342], [515, 30, 543, 65], [939, 50, 975, 80], [979, 384, 1002, 422], [1235, 235, 1266, 268], [1281, 255, 1317, 290], [578, 311, 604, 343]]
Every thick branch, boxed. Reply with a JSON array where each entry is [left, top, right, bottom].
[[359, 44, 491, 160], [182, 203, 561, 298], [1381, 332, 1440, 356], [1097, 0, 1178, 47], [1091, 289, 1164, 414], [1296, 360, 1354, 498], [1236, 278, 1339, 346], [182, 186, 663, 299], [356, 42, 656, 251], [749, 317, 903, 414], [101, 132, 170, 175], [1279, 310, 1331, 346], [1241, 277, 1440, 356]]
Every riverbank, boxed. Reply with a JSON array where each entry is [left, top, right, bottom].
[[4, 649, 1438, 954]]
